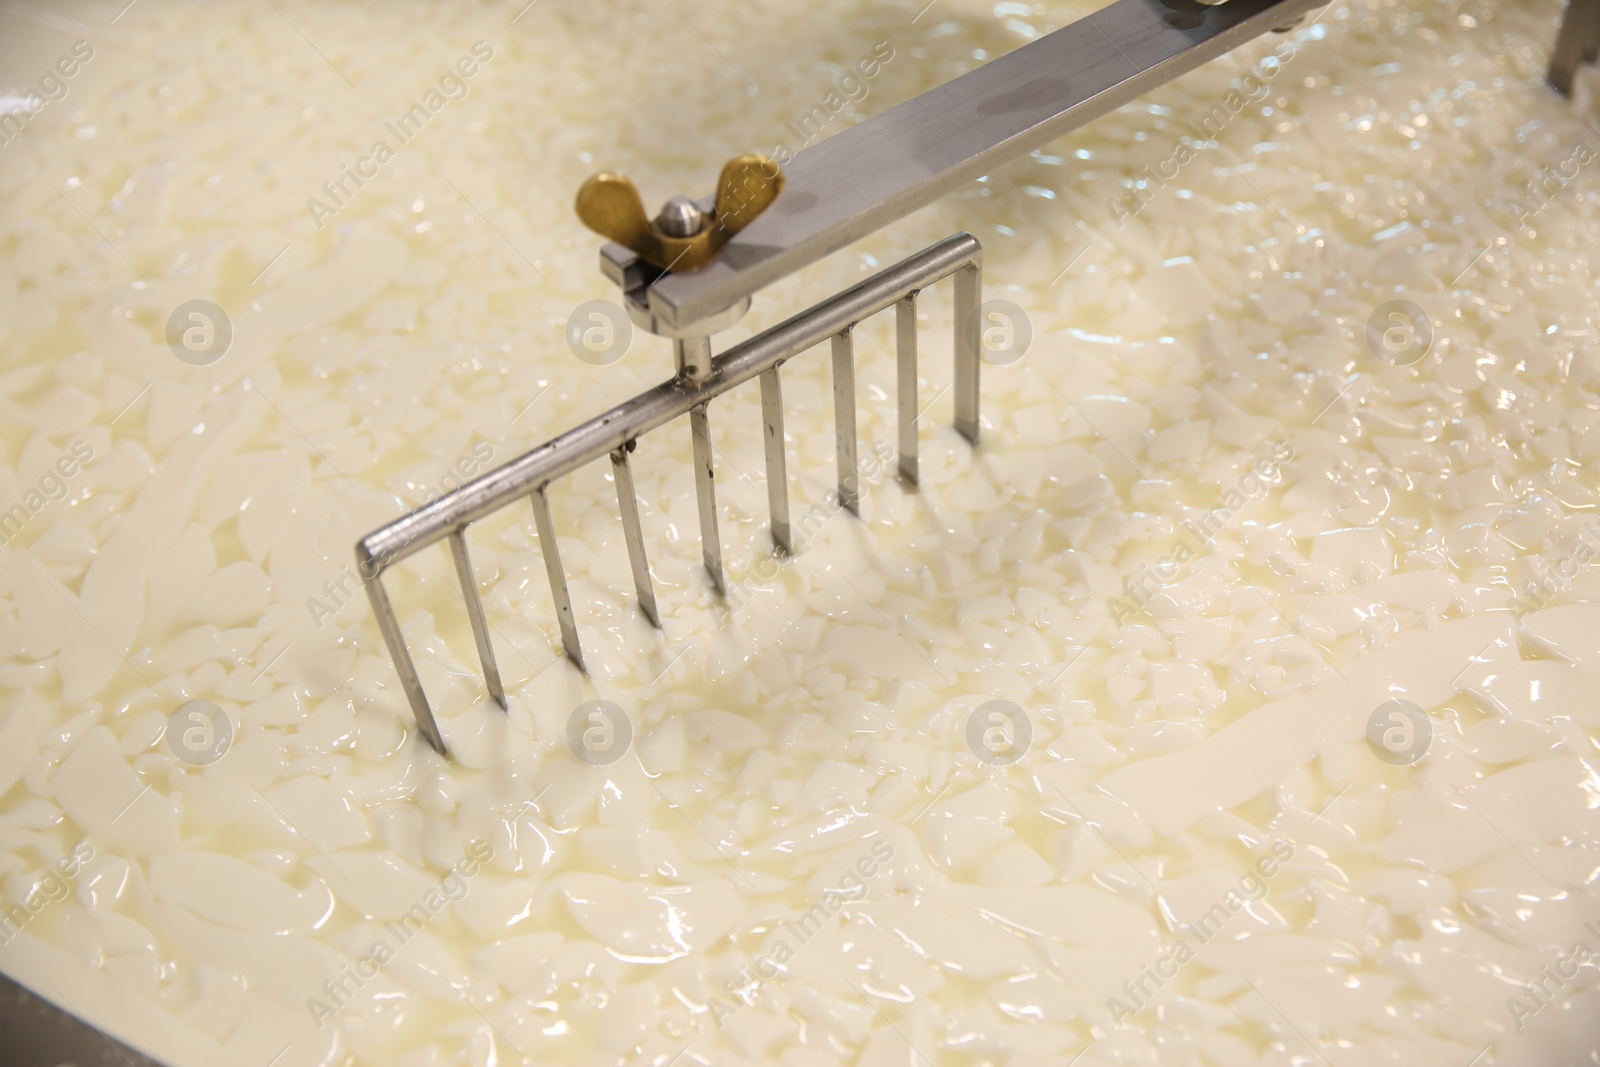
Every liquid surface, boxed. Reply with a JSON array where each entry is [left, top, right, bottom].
[[2, 1, 1599, 1065]]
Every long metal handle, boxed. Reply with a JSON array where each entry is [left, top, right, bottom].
[[642, 0, 1324, 328]]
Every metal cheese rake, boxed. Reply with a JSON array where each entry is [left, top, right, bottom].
[[357, 233, 982, 754], [360, 0, 1600, 755]]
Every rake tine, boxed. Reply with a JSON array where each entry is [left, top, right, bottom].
[[954, 262, 981, 444], [362, 570, 447, 755], [831, 328, 860, 515], [447, 528, 506, 708], [611, 445, 661, 627], [897, 293, 919, 486], [690, 402, 724, 594], [759, 367, 791, 554], [530, 485, 585, 672]]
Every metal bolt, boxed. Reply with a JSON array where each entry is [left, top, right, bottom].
[[656, 195, 706, 238]]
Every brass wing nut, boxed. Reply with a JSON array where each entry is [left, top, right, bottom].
[[575, 153, 785, 272]]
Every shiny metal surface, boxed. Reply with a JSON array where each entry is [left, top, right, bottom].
[[690, 402, 724, 594], [656, 194, 707, 237], [644, 0, 1324, 328], [831, 330, 860, 516], [448, 529, 505, 708], [953, 264, 981, 444], [625, 291, 750, 341], [531, 485, 584, 673], [0, 972, 165, 1067], [674, 335, 714, 381], [760, 367, 792, 553], [610, 445, 661, 628], [361, 566, 445, 753], [896, 294, 919, 485], [357, 233, 982, 752]]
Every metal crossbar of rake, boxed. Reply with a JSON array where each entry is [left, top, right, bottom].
[[356, 232, 984, 755]]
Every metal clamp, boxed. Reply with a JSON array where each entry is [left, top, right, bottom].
[[575, 153, 785, 273]]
